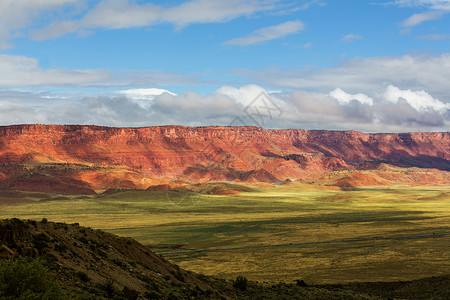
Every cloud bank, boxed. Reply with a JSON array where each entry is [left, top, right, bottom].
[[0, 52, 448, 132], [1, 84, 448, 132]]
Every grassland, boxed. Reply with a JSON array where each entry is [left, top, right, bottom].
[[0, 182, 449, 284]]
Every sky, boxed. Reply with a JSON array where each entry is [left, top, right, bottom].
[[0, 0, 449, 132]]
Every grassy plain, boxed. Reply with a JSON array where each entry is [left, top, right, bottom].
[[0, 182, 449, 284]]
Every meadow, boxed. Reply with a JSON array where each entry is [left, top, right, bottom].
[[1, 182, 449, 284]]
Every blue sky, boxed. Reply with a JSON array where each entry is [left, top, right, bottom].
[[0, 0, 449, 132]]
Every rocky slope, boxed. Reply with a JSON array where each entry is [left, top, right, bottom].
[[0, 124, 448, 193]]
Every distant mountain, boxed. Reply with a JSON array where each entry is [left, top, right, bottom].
[[0, 124, 448, 194]]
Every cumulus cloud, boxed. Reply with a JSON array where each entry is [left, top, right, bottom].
[[383, 85, 449, 111], [1, 84, 448, 132], [329, 88, 374, 105], [401, 11, 444, 27], [224, 20, 304, 46]]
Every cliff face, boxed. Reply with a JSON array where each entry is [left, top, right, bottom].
[[0, 124, 448, 193]]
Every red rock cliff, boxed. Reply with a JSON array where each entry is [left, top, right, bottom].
[[0, 125, 448, 193]]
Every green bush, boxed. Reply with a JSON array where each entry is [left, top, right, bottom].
[[0, 257, 65, 299]]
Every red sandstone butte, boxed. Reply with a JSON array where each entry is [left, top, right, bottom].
[[0, 124, 448, 193]]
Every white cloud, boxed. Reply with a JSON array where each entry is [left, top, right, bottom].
[[224, 20, 304, 46], [401, 11, 444, 26], [329, 88, 374, 105], [341, 33, 363, 41]]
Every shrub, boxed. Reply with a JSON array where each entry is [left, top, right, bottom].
[[10, 218, 24, 225], [78, 237, 89, 244], [40, 218, 48, 224], [122, 286, 139, 300], [233, 275, 248, 291], [76, 271, 90, 282], [295, 279, 308, 287], [0, 257, 65, 299], [145, 291, 160, 299], [112, 259, 125, 268], [54, 243, 68, 253], [103, 278, 115, 298], [33, 233, 50, 252]]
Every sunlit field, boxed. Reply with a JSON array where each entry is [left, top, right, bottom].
[[1, 182, 449, 283]]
